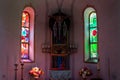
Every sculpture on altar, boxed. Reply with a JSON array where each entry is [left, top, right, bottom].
[[49, 11, 70, 44]]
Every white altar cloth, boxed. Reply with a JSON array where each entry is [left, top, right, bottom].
[[49, 70, 71, 80]]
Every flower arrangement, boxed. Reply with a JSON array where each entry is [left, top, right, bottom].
[[29, 67, 44, 79], [79, 67, 92, 79]]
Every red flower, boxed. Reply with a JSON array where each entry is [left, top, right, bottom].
[[29, 67, 44, 78]]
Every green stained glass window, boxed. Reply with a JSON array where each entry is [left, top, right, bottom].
[[89, 12, 98, 61], [84, 8, 98, 63]]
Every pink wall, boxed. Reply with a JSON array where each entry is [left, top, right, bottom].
[[0, 0, 120, 80]]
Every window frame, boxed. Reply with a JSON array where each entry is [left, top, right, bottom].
[[84, 7, 98, 63], [20, 7, 35, 63]]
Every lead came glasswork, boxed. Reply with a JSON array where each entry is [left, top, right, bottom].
[[89, 12, 98, 59], [21, 43, 29, 59], [90, 12, 97, 27], [21, 11, 30, 59], [22, 12, 30, 27], [90, 28, 97, 42], [90, 44, 97, 58], [84, 7, 98, 63], [21, 28, 29, 42]]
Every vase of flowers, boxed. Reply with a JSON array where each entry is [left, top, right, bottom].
[[29, 67, 44, 79], [79, 66, 92, 80]]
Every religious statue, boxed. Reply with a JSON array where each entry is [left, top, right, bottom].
[[49, 11, 70, 44]]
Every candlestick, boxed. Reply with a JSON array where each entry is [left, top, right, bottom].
[[97, 58, 100, 71], [97, 63, 100, 71], [14, 63, 18, 80], [97, 58, 100, 78], [21, 62, 24, 80]]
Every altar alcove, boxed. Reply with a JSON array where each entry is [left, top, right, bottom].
[[42, 10, 77, 80], [49, 11, 71, 80], [49, 10, 70, 70]]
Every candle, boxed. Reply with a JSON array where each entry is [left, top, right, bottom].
[[15, 53, 20, 64], [97, 58, 100, 71]]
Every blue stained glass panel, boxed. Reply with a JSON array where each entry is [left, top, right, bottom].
[[21, 28, 29, 42]]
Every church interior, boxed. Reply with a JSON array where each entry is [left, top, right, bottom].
[[0, 0, 120, 80]]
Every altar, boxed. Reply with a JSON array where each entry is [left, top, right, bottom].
[[49, 70, 71, 80], [43, 11, 75, 80]]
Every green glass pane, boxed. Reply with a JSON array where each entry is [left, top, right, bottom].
[[90, 13, 97, 27], [85, 42, 89, 55], [90, 44, 97, 58], [90, 28, 97, 42]]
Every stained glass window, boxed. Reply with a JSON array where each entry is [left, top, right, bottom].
[[84, 7, 98, 63], [89, 12, 98, 58], [21, 11, 30, 60], [20, 7, 35, 62]]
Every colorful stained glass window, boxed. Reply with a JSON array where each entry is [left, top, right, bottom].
[[20, 7, 35, 63], [21, 11, 30, 60], [84, 7, 98, 63]]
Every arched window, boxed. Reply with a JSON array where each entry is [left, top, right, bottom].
[[21, 7, 35, 62], [84, 7, 98, 63]]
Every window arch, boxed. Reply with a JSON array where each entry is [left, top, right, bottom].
[[21, 7, 35, 62], [84, 7, 98, 63]]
